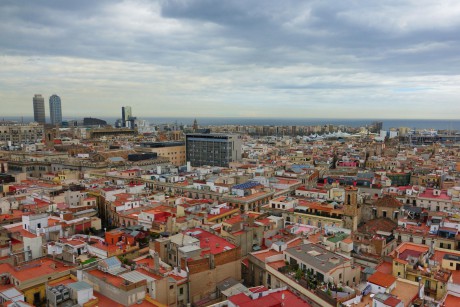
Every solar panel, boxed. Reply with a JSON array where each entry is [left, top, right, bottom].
[[232, 181, 259, 190]]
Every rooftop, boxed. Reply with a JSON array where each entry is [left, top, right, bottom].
[[0, 259, 74, 282], [367, 271, 397, 288], [228, 289, 311, 307], [184, 228, 236, 256], [285, 243, 348, 273]]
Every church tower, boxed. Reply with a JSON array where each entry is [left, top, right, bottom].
[[193, 119, 198, 132], [343, 186, 360, 231]]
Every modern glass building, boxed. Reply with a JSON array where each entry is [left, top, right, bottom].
[[49, 94, 62, 126], [186, 133, 242, 167], [33, 94, 46, 124], [122, 106, 132, 127]]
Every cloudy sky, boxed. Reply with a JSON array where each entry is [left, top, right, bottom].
[[1, 0, 460, 119]]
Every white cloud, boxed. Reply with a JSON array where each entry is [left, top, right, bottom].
[[0, 0, 460, 120]]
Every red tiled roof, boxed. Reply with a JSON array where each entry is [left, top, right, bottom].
[[0, 259, 74, 282], [374, 195, 403, 208], [419, 189, 451, 200], [253, 249, 280, 262], [185, 228, 236, 256], [384, 296, 402, 307], [367, 271, 397, 288], [375, 262, 393, 275]]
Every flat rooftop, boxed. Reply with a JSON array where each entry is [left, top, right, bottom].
[[285, 243, 348, 273]]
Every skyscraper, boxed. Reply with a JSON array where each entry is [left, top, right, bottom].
[[122, 106, 132, 127], [33, 94, 46, 124], [49, 94, 62, 126]]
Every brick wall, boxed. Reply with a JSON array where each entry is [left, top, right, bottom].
[[214, 247, 241, 266], [185, 257, 210, 274]]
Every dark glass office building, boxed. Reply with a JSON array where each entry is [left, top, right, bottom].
[[186, 133, 242, 167]]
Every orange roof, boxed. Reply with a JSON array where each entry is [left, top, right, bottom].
[[87, 269, 125, 287], [0, 259, 74, 282], [394, 257, 408, 265], [375, 262, 393, 275], [48, 276, 76, 286], [6, 225, 39, 239], [444, 294, 460, 307], [253, 249, 280, 262], [48, 218, 62, 226], [367, 271, 397, 288], [394, 242, 429, 255], [452, 270, 460, 284], [287, 237, 303, 248], [268, 260, 289, 270], [92, 291, 124, 307], [222, 215, 243, 225]]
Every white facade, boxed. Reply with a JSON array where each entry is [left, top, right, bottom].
[[23, 214, 48, 233], [367, 281, 396, 294], [23, 235, 43, 260]]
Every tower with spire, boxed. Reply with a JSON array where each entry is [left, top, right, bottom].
[[193, 118, 198, 132]]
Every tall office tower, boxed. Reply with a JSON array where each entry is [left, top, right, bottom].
[[371, 121, 383, 133], [186, 133, 242, 167], [33, 94, 46, 124], [49, 94, 62, 126], [121, 106, 132, 127]]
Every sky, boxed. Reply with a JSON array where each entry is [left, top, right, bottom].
[[1, 0, 460, 119]]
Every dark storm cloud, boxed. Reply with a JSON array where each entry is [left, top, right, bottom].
[[160, 0, 460, 74]]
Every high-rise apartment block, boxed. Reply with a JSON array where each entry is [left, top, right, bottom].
[[186, 133, 242, 167], [33, 94, 46, 124], [49, 94, 62, 126]]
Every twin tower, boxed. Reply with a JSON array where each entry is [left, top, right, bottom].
[[33, 94, 62, 125]]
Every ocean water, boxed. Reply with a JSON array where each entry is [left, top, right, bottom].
[[140, 118, 460, 131], [2, 116, 459, 130]]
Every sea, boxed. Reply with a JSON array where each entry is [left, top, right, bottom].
[[2, 116, 460, 131]]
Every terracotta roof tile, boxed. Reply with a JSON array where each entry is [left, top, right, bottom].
[[367, 271, 397, 288]]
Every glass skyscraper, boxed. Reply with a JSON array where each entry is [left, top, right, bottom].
[[122, 106, 132, 127], [49, 94, 62, 126], [33, 94, 46, 124]]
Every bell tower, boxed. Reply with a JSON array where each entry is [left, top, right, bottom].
[[343, 186, 360, 231]]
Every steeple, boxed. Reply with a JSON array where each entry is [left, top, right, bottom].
[[193, 118, 198, 132]]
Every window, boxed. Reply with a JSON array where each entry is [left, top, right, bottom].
[[180, 288, 184, 295]]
